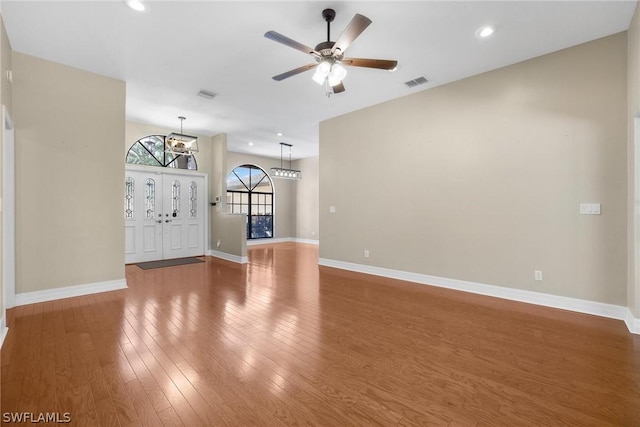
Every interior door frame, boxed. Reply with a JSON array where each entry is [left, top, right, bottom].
[[125, 164, 208, 262], [2, 105, 15, 312]]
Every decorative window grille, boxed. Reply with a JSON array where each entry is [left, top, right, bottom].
[[125, 177, 134, 219], [125, 135, 197, 170], [144, 178, 155, 219], [189, 181, 197, 218], [226, 164, 274, 239]]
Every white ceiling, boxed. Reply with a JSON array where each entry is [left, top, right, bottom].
[[1, 1, 636, 159]]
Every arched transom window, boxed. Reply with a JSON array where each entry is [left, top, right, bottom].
[[126, 135, 197, 170]]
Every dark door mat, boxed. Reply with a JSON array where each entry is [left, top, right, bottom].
[[136, 257, 205, 270]]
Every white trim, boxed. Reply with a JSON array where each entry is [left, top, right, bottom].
[[247, 237, 291, 246], [293, 238, 319, 245], [3, 105, 15, 309], [318, 258, 640, 335], [14, 279, 128, 307], [247, 237, 319, 246], [625, 309, 640, 334], [0, 313, 7, 349], [207, 250, 248, 264]]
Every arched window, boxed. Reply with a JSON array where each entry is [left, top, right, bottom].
[[227, 164, 273, 239], [126, 135, 197, 170]]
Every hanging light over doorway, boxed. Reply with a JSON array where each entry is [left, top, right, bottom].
[[271, 142, 301, 179], [166, 116, 199, 155]]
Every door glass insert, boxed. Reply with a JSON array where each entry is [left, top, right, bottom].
[[171, 180, 180, 218], [125, 177, 134, 219], [189, 181, 197, 218], [144, 178, 155, 219]]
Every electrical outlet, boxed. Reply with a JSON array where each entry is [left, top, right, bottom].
[[364, 249, 369, 258], [216, 239, 221, 248], [311, 231, 316, 237], [534, 270, 543, 281]]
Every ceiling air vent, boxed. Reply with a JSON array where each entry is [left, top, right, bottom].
[[404, 76, 429, 88], [197, 89, 217, 100]]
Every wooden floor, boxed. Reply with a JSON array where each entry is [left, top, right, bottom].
[[2, 243, 639, 426]]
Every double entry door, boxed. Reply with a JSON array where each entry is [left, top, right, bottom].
[[125, 168, 205, 264]]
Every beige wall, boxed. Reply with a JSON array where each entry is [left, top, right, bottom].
[[294, 156, 319, 240], [320, 33, 627, 306], [13, 52, 126, 292], [629, 4, 640, 317], [226, 151, 295, 239]]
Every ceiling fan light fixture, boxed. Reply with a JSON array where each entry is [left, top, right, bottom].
[[331, 63, 347, 81], [313, 61, 331, 85]]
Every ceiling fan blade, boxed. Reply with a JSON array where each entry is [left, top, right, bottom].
[[265, 31, 320, 56], [332, 81, 345, 94], [342, 58, 398, 70], [331, 14, 372, 55], [272, 64, 317, 81]]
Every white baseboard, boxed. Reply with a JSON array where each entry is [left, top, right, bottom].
[[625, 309, 640, 334], [0, 312, 7, 349], [208, 249, 248, 264], [15, 279, 128, 307], [247, 237, 319, 246], [247, 238, 291, 246], [318, 258, 640, 335], [293, 238, 319, 245]]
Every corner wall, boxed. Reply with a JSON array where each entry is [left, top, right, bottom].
[[628, 3, 640, 319], [294, 156, 319, 241], [13, 52, 126, 294], [320, 33, 627, 306]]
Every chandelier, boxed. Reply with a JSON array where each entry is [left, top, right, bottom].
[[166, 116, 198, 155], [271, 142, 301, 179]]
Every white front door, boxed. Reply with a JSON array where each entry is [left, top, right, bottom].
[[125, 168, 205, 264]]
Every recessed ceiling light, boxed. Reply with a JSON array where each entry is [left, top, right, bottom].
[[477, 25, 495, 38], [124, 0, 147, 12], [248, 142, 254, 146], [276, 132, 283, 136]]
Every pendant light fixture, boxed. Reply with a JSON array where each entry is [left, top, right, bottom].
[[166, 116, 199, 155], [271, 142, 301, 179]]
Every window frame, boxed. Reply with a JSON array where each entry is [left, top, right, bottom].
[[226, 164, 274, 239]]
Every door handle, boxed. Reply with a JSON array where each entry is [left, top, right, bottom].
[[165, 219, 172, 223], [156, 220, 162, 224]]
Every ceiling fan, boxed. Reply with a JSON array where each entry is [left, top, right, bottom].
[[264, 8, 398, 96]]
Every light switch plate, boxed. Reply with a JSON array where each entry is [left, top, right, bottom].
[[580, 203, 600, 215]]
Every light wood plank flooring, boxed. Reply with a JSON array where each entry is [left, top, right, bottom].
[[2, 243, 639, 426]]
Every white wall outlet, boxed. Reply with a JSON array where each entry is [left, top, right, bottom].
[[534, 270, 543, 281], [329, 206, 336, 214], [364, 249, 370, 258], [580, 203, 601, 215], [216, 239, 221, 248], [311, 231, 316, 237]]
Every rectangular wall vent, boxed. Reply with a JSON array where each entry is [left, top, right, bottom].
[[197, 89, 217, 100], [404, 76, 429, 88]]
